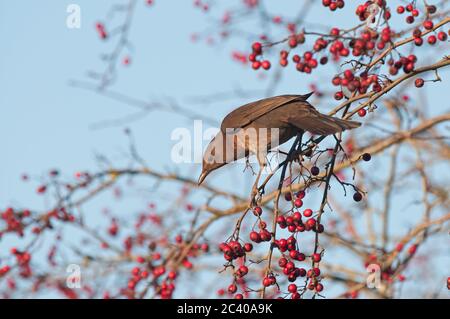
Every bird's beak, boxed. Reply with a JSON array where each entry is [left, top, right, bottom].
[[197, 171, 209, 185]]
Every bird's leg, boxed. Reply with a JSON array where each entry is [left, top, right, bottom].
[[277, 132, 303, 190], [243, 157, 257, 175]]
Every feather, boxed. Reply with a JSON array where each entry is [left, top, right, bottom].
[[286, 107, 361, 135]]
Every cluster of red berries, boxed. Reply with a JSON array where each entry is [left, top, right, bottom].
[[322, 0, 345, 11], [249, 42, 271, 70]]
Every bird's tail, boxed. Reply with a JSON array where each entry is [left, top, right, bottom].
[[306, 114, 361, 136]]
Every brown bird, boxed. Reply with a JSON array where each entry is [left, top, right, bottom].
[[198, 93, 361, 185]]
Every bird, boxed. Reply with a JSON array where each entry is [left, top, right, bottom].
[[198, 92, 361, 185]]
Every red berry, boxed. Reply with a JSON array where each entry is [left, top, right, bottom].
[[304, 51, 313, 61], [261, 60, 271, 70], [396, 6, 405, 14], [408, 244, 417, 255], [358, 109, 367, 117], [303, 209, 313, 217], [428, 35, 437, 45], [332, 76, 341, 86], [362, 153, 371, 161], [312, 253, 321, 262], [291, 292, 301, 299], [423, 20, 433, 30], [289, 250, 299, 259], [344, 70, 354, 80], [330, 27, 340, 36]]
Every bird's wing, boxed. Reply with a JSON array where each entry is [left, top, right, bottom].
[[285, 106, 361, 135], [220, 94, 312, 133]]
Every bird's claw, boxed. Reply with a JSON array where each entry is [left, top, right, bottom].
[[250, 186, 265, 206]]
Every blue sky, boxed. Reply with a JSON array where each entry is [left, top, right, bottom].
[[1, 1, 449, 206]]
